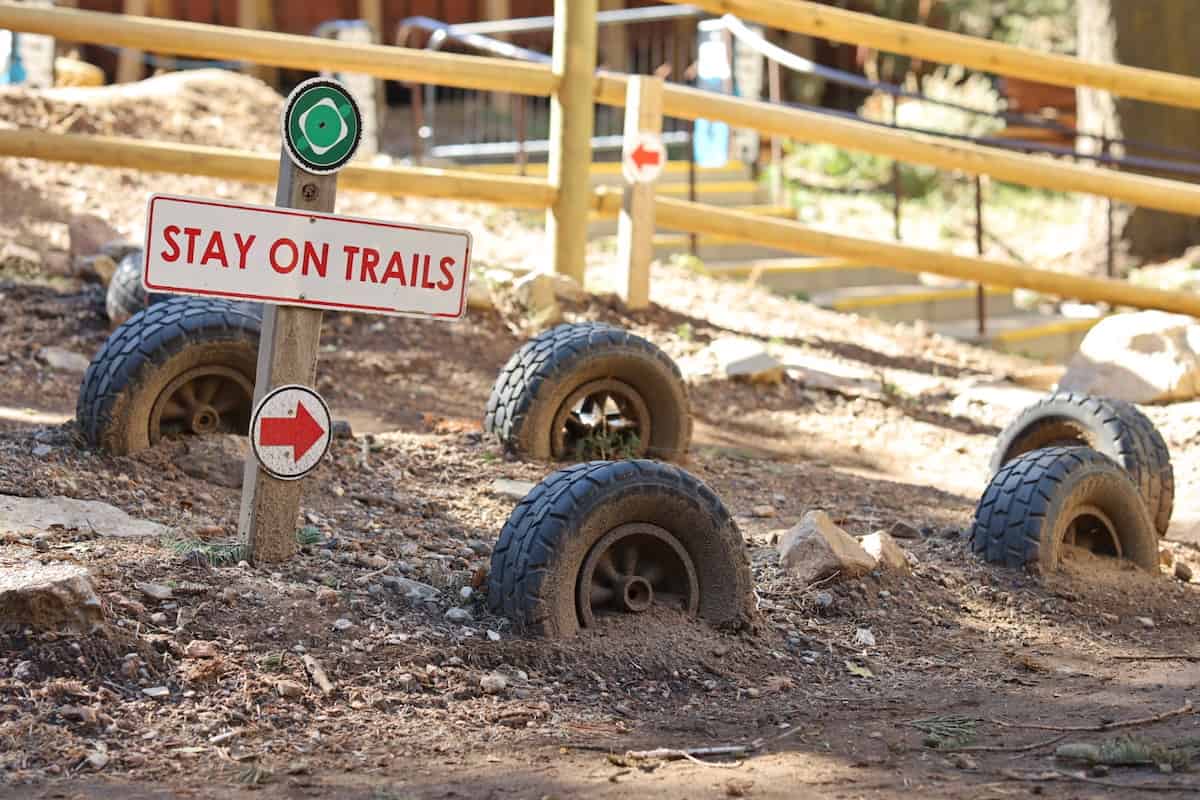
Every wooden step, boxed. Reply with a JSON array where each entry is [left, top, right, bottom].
[[705, 258, 922, 295], [812, 284, 1015, 324], [935, 314, 1101, 362]]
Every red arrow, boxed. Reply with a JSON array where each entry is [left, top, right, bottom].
[[259, 401, 325, 461], [631, 143, 662, 170]]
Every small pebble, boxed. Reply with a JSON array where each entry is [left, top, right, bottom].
[[1136, 616, 1155, 629], [480, 672, 508, 694], [459, 585, 474, 601], [142, 686, 169, 699], [445, 607, 472, 622], [333, 618, 353, 631], [487, 630, 501, 642]]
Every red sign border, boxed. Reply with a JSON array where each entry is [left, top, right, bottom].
[[143, 194, 472, 320]]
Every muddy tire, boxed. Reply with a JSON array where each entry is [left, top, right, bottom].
[[971, 446, 1159, 573], [486, 460, 755, 638], [483, 322, 691, 461], [991, 392, 1173, 536], [77, 297, 261, 455], [105, 249, 168, 326]]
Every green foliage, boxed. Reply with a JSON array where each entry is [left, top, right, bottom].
[[573, 430, 642, 462], [941, 0, 1076, 50]]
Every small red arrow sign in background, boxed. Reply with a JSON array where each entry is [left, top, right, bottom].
[[259, 401, 326, 461], [631, 143, 662, 170]]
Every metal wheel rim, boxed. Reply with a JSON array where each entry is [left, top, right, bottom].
[[148, 365, 254, 444], [550, 378, 651, 460], [1063, 503, 1122, 559], [576, 522, 699, 628]]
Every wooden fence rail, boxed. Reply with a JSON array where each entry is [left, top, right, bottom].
[[664, 0, 1200, 111], [0, 130, 557, 209], [1, 2, 1198, 321], [5, 4, 1200, 220]]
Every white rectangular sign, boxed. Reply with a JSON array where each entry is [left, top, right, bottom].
[[143, 194, 472, 319]]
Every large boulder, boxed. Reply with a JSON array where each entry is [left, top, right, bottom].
[[778, 511, 878, 584], [1059, 311, 1200, 404], [0, 562, 105, 633]]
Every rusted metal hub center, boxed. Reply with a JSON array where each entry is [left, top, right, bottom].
[[149, 365, 254, 442], [551, 378, 650, 459], [576, 522, 699, 627], [190, 405, 220, 434], [614, 575, 654, 613], [1064, 504, 1122, 558]]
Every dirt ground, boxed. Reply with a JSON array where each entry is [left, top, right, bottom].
[[2, 72, 1200, 799]]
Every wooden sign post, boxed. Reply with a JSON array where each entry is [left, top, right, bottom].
[[239, 78, 362, 563], [616, 75, 665, 311]]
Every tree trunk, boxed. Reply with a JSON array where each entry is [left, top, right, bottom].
[[1077, 0, 1200, 275]]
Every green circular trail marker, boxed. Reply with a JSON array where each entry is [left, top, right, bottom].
[[281, 78, 363, 175]]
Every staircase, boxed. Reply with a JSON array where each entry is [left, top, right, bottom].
[[479, 158, 1098, 363]]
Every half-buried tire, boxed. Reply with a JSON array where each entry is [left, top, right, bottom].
[[105, 249, 169, 326], [971, 446, 1159, 573], [487, 460, 755, 638], [484, 322, 691, 461], [78, 297, 261, 455], [991, 391, 1173, 537]]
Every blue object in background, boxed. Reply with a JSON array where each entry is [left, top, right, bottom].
[[694, 21, 730, 168], [0, 32, 24, 86], [693, 118, 730, 168]]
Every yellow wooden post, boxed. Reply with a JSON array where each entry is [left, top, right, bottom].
[[546, 0, 597, 283], [616, 75, 663, 309], [115, 0, 147, 83]]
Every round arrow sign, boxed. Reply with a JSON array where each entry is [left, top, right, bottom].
[[281, 78, 363, 175], [250, 384, 332, 481], [622, 132, 667, 184]]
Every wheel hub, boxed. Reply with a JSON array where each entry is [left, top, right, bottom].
[[551, 378, 650, 460], [149, 365, 254, 443], [576, 522, 699, 627]]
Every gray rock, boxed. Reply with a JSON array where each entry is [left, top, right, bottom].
[[887, 520, 922, 540], [1136, 616, 1156, 629], [332, 618, 353, 631], [812, 590, 835, 610], [445, 607, 472, 623], [1176, 561, 1194, 582], [459, 585, 474, 601], [479, 672, 508, 694], [0, 563, 105, 633], [12, 660, 36, 682], [149, 612, 168, 625], [37, 347, 91, 374], [778, 511, 878, 584], [142, 686, 169, 699], [0, 495, 167, 539], [397, 673, 419, 692], [31, 444, 51, 458], [135, 582, 173, 601], [380, 575, 439, 602], [490, 478, 537, 501], [708, 337, 785, 384], [467, 540, 492, 556], [1059, 311, 1200, 404]]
